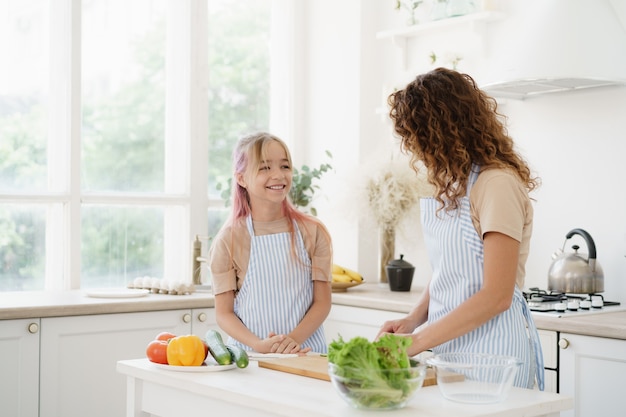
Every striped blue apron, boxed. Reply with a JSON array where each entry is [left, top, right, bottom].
[[420, 166, 545, 390], [227, 215, 327, 353]]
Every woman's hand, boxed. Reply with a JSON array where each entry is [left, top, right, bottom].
[[375, 317, 418, 340]]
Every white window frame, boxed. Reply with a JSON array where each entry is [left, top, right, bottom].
[[44, 0, 210, 289], [1, 0, 295, 290]]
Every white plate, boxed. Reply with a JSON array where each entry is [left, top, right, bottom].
[[151, 362, 236, 372], [84, 288, 150, 298]]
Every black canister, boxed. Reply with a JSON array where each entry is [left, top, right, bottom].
[[386, 254, 415, 292]]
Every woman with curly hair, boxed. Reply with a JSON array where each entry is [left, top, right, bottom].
[[376, 68, 545, 390]]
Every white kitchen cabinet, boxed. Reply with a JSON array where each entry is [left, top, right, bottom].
[[39, 308, 217, 417], [559, 333, 626, 417], [187, 308, 219, 337], [324, 304, 406, 342], [0, 318, 41, 417], [537, 329, 558, 393]]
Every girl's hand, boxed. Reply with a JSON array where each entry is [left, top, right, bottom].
[[252, 333, 283, 353], [265, 332, 311, 354]]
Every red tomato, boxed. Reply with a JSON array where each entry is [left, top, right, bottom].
[[155, 331, 176, 342], [146, 340, 169, 364]]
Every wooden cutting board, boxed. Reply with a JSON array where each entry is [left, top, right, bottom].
[[258, 355, 332, 381], [257, 355, 446, 386]]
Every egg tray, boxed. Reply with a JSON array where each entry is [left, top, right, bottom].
[[127, 276, 196, 295]]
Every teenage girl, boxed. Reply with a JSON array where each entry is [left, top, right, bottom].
[[209, 132, 332, 354]]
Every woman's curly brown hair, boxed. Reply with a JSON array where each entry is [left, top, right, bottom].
[[388, 67, 539, 212]]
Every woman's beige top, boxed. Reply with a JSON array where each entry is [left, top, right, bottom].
[[470, 168, 533, 289]]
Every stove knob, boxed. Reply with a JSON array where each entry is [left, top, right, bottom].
[[555, 302, 567, 312], [567, 300, 579, 311], [579, 300, 592, 310], [591, 298, 604, 308]]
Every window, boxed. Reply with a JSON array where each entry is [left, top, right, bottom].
[[0, 0, 274, 291]]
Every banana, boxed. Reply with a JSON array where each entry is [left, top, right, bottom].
[[343, 267, 363, 283], [332, 263, 364, 283], [332, 264, 346, 275], [332, 273, 352, 283]]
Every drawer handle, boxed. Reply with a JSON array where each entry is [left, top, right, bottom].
[[28, 322, 39, 334], [182, 313, 192, 323], [558, 338, 570, 349], [197, 312, 207, 322]]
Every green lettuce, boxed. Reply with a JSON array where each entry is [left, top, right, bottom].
[[328, 334, 419, 408]]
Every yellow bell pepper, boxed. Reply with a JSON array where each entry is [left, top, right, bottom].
[[166, 334, 206, 366]]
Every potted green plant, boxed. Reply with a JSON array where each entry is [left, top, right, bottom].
[[429, 50, 463, 70], [394, 0, 424, 25]]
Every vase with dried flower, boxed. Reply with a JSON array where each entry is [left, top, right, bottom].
[[364, 159, 433, 284]]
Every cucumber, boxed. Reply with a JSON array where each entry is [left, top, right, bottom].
[[227, 344, 249, 369], [205, 329, 232, 365]]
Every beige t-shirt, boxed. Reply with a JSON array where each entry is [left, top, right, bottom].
[[469, 168, 533, 289], [209, 216, 332, 295]]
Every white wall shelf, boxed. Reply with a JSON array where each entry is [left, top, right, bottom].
[[376, 11, 505, 69], [376, 11, 505, 40]]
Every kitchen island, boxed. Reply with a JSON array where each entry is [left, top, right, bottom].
[[0, 286, 619, 417], [117, 358, 573, 417]]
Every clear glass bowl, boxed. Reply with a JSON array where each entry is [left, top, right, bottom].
[[427, 353, 522, 404], [327, 361, 427, 410]]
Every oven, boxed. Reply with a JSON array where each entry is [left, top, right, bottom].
[[526, 287, 625, 393]]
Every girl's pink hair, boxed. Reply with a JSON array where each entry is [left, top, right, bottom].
[[227, 132, 323, 237], [223, 132, 332, 277]]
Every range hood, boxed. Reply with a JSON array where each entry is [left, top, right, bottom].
[[481, 0, 626, 99]]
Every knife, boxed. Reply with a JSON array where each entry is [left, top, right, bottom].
[[247, 352, 300, 359]]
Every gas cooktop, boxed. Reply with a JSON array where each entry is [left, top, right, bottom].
[[524, 287, 624, 317]]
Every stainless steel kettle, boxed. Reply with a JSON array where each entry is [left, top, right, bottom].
[[547, 228, 604, 294]]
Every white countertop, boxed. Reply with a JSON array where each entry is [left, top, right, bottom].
[[331, 283, 626, 340], [117, 358, 573, 417], [0, 289, 215, 320], [2, 284, 625, 340]]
